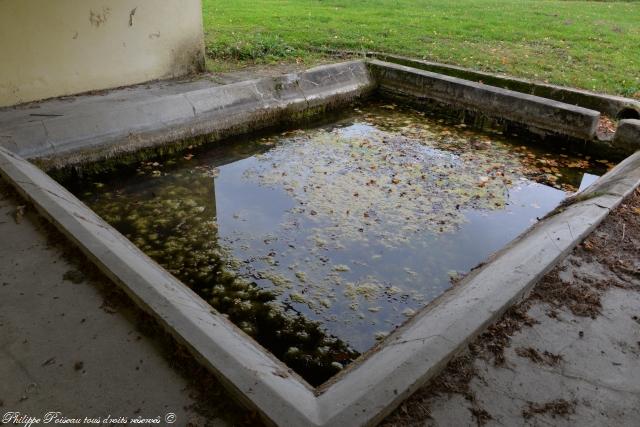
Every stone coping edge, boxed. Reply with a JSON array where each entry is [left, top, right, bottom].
[[314, 49, 640, 118], [368, 60, 600, 141], [5, 60, 619, 168], [9, 61, 376, 168]]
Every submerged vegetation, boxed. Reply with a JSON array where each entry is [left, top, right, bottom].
[[61, 101, 609, 384], [88, 167, 358, 386]]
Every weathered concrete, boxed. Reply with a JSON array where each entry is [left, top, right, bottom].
[[613, 119, 640, 154], [316, 49, 640, 118], [0, 183, 233, 426], [0, 63, 311, 131], [368, 52, 640, 118], [368, 60, 601, 141], [0, 61, 375, 169], [577, 149, 640, 202], [1, 60, 611, 171]]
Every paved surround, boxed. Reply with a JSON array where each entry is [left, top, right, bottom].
[[0, 185, 231, 426], [0, 61, 375, 167], [0, 61, 639, 426]]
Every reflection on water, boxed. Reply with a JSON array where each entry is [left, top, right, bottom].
[[213, 125, 567, 352], [578, 173, 600, 192], [61, 100, 609, 384]]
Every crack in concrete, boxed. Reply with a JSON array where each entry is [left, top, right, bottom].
[[557, 367, 640, 395], [386, 333, 454, 348], [183, 95, 198, 117]]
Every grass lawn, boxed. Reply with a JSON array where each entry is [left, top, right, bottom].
[[202, 0, 640, 97]]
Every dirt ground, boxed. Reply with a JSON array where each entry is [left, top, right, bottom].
[[383, 188, 640, 426]]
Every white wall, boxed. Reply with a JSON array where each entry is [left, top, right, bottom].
[[0, 0, 205, 107]]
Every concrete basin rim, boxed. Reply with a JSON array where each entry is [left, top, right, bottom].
[[2, 145, 638, 427], [1, 61, 639, 427]]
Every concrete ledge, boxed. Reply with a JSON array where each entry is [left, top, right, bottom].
[[612, 119, 640, 155], [313, 49, 640, 118], [2, 148, 639, 426], [4, 61, 375, 168], [577, 150, 640, 201], [3, 60, 618, 169], [368, 60, 600, 141], [368, 53, 640, 118]]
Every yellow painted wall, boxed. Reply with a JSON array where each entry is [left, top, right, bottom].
[[0, 0, 205, 107]]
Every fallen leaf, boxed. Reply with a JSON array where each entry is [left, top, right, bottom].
[[13, 205, 26, 223], [272, 369, 290, 378]]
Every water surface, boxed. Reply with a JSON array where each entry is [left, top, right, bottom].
[[62, 101, 610, 384]]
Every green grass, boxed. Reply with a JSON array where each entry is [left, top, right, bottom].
[[202, 0, 640, 97]]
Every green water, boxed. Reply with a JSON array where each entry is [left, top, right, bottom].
[[60, 101, 609, 385]]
